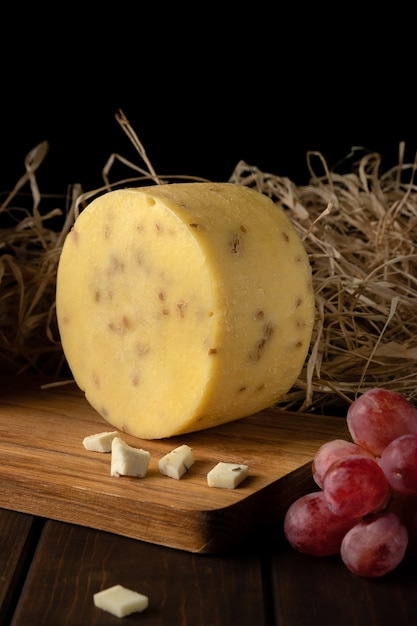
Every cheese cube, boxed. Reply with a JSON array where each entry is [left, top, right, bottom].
[[82, 430, 118, 452], [110, 437, 150, 477], [207, 462, 249, 489], [158, 444, 194, 479], [56, 182, 315, 439], [93, 584, 149, 617]]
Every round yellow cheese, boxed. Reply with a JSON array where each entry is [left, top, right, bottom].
[[56, 183, 315, 439]]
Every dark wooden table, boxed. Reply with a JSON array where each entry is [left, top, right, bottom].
[[1, 506, 416, 626]]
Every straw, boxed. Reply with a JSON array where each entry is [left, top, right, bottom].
[[2, 114, 416, 412]]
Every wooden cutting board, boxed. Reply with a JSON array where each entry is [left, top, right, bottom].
[[0, 375, 348, 553]]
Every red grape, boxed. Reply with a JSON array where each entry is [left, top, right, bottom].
[[380, 434, 417, 495], [322, 455, 391, 518], [388, 493, 417, 557], [312, 438, 375, 488], [346, 388, 417, 456], [283, 491, 359, 556], [283, 386, 417, 578], [340, 512, 408, 577]]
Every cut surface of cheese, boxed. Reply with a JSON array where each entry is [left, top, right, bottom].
[[83, 430, 118, 452], [93, 584, 149, 617], [207, 462, 249, 489], [159, 444, 194, 479], [56, 182, 315, 439], [110, 437, 150, 477]]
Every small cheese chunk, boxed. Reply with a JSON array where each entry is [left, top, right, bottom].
[[56, 182, 315, 439], [110, 437, 150, 477], [159, 444, 194, 479], [83, 430, 118, 452], [93, 584, 149, 617], [207, 462, 249, 489]]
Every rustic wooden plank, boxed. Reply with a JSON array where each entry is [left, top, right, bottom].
[[10, 520, 269, 626], [0, 509, 40, 626], [269, 528, 417, 626], [0, 375, 348, 553]]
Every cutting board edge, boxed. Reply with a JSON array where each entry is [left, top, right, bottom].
[[0, 460, 315, 553]]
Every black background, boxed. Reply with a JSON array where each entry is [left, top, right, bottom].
[[1, 6, 416, 200]]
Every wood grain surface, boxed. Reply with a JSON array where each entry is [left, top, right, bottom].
[[10, 519, 270, 626], [0, 510, 39, 625], [8, 517, 417, 626], [0, 376, 348, 553]]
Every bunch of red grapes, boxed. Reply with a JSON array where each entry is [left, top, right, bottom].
[[284, 388, 417, 577]]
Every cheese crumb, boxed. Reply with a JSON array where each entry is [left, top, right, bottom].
[[207, 462, 249, 489], [93, 584, 149, 617], [110, 437, 151, 477], [83, 431, 118, 452], [158, 444, 194, 479]]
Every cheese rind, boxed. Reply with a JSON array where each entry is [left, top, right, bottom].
[[207, 462, 249, 488], [93, 584, 149, 617], [158, 444, 194, 479], [110, 437, 150, 477], [56, 182, 315, 439]]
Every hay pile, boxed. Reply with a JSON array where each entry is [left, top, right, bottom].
[[0, 142, 78, 376], [1, 114, 416, 412]]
